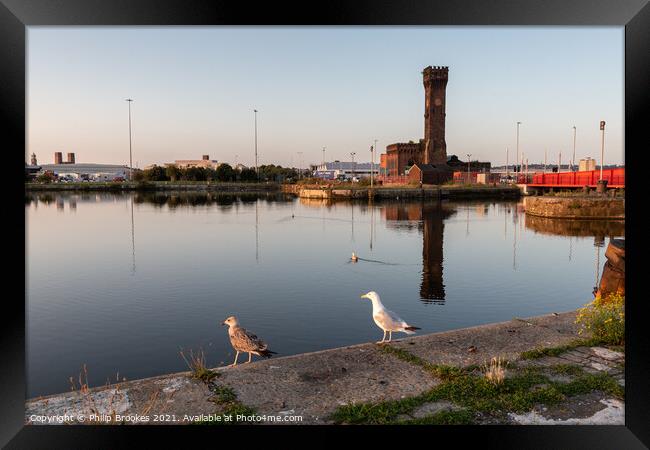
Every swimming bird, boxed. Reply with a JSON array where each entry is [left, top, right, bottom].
[[360, 291, 421, 343], [351, 252, 359, 262], [222, 316, 277, 366]]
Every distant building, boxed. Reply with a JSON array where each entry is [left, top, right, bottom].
[[407, 163, 451, 185], [30, 153, 38, 165], [579, 158, 597, 172], [52, 152, 76, 165], [446, 155, 491, 172], [39, 163, 129, 181], [168, 154, 220, 169], [25, 163, 41, 180], [313, 161, 379, 180], [382, 66, 451, 179]]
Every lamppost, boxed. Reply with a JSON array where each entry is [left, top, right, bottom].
[[322, 146, 326, 167], [505, 147, 509, 180], [599, 121, 606, 180], [572, 126, 577, 172], [297, 151, 303, 180], [125, 98, 134, 180], [254, 109, 258, 181], [525, 158, 529, 180], [370, 144, 374, 189], [350, 152, 356, 181], [466, 153, 472, 184], [516, 121, 522, 173]]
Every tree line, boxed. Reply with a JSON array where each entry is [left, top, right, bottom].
[[133, 164, 299, 183]]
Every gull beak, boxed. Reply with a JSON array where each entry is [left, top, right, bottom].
[[221, 321, 226, 326], [360, 293, 369, 300]]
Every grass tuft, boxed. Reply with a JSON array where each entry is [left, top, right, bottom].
[[550, 364, 584, 376], [397, 409, 475, 425], [519, 338, 602, 360], [482, 357, 507, 385], [179, 348, 219, 382], [377, 344, 463, 381], [209, 385, 237, 404]]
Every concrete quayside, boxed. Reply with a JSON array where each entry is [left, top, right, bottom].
[[523, 196, 624, 220], [25, 310, 624, 425], [291, 185, 521, 200]]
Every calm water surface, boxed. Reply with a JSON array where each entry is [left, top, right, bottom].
[[26, 192, 624, 397]]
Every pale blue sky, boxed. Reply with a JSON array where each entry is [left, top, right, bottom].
[[27, 27, 624, 168]]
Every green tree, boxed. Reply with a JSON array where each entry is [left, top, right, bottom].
[[143, 165, 169, 181], [239, 168, 258, 182], [216, 163, 235, 182], [36, 172, 55, 184], [132, 170, 145, 182], [182, 167, 208, 181], [166, 165, 181, 181]]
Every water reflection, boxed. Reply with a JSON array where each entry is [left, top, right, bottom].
[[27, 191, 629, 397], [524, 214, 624, 296], [525, 215, 625, 237], [131, 197, 136, 274], [383, 202, 456, 304], [25, 191, 294, 208]]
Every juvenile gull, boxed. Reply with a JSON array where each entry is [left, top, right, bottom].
[[360, 291, 421, 343], [222, 316, 277, 366]]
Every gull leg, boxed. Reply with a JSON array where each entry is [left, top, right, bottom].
[[246, 352, 252, 363], [376, 330, 386, 344], [387, 331, 392, 342], [230, 351, 239, 367]]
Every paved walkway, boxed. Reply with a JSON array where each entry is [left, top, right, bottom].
[[24, 311, 624, 425]]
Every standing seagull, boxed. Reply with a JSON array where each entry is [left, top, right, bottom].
[[360, 291, 421, 343], [222, 316, 277, 366]]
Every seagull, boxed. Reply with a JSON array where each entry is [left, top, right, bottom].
[[351, 252, 359, 262], [222, 316, 277, 366], [360, 291, 421, 343]]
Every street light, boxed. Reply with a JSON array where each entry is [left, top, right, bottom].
[[370, 139, 377, 189], [516, 122, 522, 174], [350, 152, 356, 181], [125, 98, 134, 180], [505, 147, 509, 180], [572, 126, 577, 172], [599, 121, 606, 181], [466, 153, 472, 184], [254, 109, 258, 181], [297, 151, 303, 180]]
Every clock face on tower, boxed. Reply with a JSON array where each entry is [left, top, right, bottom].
[[434, 97, 442, 106]]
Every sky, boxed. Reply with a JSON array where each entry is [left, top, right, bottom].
[[27, 27, 624, 168]]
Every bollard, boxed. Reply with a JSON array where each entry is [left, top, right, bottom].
[[596, 179, 608, 194], [596, 239, 625, 298]]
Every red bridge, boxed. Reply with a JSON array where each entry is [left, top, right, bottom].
[[526, 168, 625, 188]]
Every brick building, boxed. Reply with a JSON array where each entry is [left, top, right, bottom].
[[382, 66, 451, 180]]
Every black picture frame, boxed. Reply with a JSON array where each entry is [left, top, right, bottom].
[[3, 0, 648, 447]]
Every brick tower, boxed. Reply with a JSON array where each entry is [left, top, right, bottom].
[[422, 66, 448, 164]]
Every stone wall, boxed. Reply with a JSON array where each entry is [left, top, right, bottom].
[[524, 196, 624, 220]]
